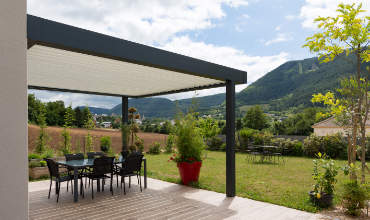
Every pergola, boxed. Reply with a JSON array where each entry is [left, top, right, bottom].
[[27, 15, 247, 197]]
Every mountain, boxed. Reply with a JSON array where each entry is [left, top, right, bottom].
[[236, 53, 366, 111], [85, 53, 365, 118]]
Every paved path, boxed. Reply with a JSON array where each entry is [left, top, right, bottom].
[[29, 177, 320, 220]]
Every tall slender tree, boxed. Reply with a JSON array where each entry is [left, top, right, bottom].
[[305, 3, 369, 182]]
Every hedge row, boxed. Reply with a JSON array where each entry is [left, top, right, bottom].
[[206, 128, 370, 160]]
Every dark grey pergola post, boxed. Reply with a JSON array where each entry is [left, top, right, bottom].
[[121, 96, 128, 151], [226, 80, 236, 197]]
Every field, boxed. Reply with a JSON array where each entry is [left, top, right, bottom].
[[144, 151, 367, 213], [28, 124, 168, 153]]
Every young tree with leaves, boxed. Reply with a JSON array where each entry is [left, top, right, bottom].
[[304, 3, 369, 182], [35, 103, 50, 154], [83, 108, 95, 153], [60, 105, 74, 155], [128, 107, 140, 151]]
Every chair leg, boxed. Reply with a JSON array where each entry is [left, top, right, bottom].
[[57, 180, 61, 203], [102, 179, 105, 192], [120, 175, 123, 189], [91, 179, 94, 199], [85, 177, 87, 189], [116, 173, 119, 188], [139, 174, 142, 192], [48, 179, 52, 199], [129, 176, 131, 188], [67, 180, 69, 192], [110, 176, 113, 195], [123, 177, 126, 195]]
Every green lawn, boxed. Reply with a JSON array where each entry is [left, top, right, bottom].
[[144, 151, 361, 213]]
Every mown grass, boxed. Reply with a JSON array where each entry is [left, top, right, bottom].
[[144, 151, 366, 213]]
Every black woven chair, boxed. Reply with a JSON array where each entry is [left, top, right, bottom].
[[118, 153, 144, 194], [45, 158, 84, 202], [86, 156, 114, 199]]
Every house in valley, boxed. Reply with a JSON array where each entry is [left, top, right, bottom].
[[312, 116, 370, 136]]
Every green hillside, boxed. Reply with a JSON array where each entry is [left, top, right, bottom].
[[87, 54, 365, 118], [237, 54, 366, 111]]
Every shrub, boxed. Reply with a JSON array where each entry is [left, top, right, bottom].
[[322, 134, 346, 159], [148, 142, 161, 154], [220, 143, 226, 151], [100, 136, 112, 153], [39, 160, 47, 167], [271, 138, 304, 156], [28, 153, 41, 161], [207, 136, 224, 151], [341, 181, 369, 216], [171, 113, 205, 163], [304, 134, 323, 157], [135, 135, 144, 153], [239, 128, 258, 147], [304, 134, 347, 159], [165, 134, 175, 153], [41, 148, 54, 159], [29, 161, 41, 168]]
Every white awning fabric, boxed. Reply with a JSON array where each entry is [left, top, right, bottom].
[[27, 45, 223, 97]]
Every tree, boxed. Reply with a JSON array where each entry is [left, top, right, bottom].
[[128, 107, 140, 150], [305, 3, 369, 183], [243, 105, 269, 130], [83, 107, 95, 153], [74, 107, 83, 128], [60, 105, 74, 155], [28, 94, 45, 125], [45, 101, 66, 126], [64, 105, 75, 128], [34, 103, 50, 154]]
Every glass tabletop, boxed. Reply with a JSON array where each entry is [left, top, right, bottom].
[[57, 156, 124, 168]]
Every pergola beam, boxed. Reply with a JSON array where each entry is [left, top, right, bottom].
[[121, 96, 128, 151], [226, 80, 236, 197]]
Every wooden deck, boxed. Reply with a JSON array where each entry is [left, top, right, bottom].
[[29, 178, 318, 220]]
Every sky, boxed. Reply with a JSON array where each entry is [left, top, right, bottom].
[[27, 0, 369, 109]]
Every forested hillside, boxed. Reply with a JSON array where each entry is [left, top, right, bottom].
[[81, 53, 364, 118]]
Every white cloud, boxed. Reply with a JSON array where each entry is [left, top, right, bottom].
[[28, 90, 121, 108], [28, 0, 248, 45], [159, 36, 289, 100], [264, 33, 292, 46], [242, 14, 250, 19], [300, 0, 370, 29], [284, 15, 296, 20], [275, 25, 281, 31]]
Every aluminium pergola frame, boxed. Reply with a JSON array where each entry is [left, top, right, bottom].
[[27, 14, 247, 197]]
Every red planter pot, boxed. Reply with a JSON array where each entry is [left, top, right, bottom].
[[177, 161, 202, 185]]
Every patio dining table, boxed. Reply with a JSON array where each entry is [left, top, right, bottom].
[[57, 156, 147, 202]]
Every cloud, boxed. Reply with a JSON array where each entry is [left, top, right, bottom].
[[300, 0, 370, 29], [28, 0, 248, 45], [275, 25, 281, 31], [28, 90, 121, 108], [159, 36, 289, 99], [264, 33, 292, 46], [284, 15, 296, 20], [242, 14, 250, 19]]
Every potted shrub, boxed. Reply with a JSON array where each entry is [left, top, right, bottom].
[[100, 136, 112, 153], [169, 113, 205, 185], [309, 152, 339, 208]]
